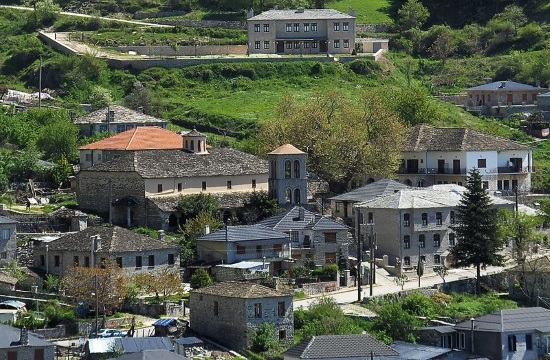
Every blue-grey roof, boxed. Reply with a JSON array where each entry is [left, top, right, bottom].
[[0, 300, 26, 310], [454, 307, 550, 333], [419, 325, 456, 334], [109, 350, 188, 360], [0, 324, 54, 348], [117, 337, 174, 353], [466, 80, 541, 91], [390, 342, 454, 360], [152, 318, 177, 327], [196, 224, 288, 243], [174, 337, 203, 346], [0, 216, 17, 224], [330, 179, 409, 202], [259, 206, 349, 232], [283, 334, 398, 359], [248, 9, 354, 21]]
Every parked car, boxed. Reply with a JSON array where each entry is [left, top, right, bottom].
[[92, 328, 126, 338]]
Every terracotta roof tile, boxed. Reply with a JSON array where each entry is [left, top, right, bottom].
[[80, 127, 183, 151]]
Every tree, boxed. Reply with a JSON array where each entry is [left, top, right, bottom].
[[88, 86, 113, 110], [44, 274, 60, 293], [295, 297, 362, 338], [428, 30, 457, 64], [372, 302, 419, 342], [62, 260, 129, 315], [35, 0, 61, 26], [434, 265, 448, 283], [494, 5, 527, 36], [395, 274, 408, 290], [36, 115, 79, 162], [498, 210, 543, 260], [240, 190, 283, 223], [257, 90, 407, 193], [132, 269, 183, 300], [251, 323, 277, 352], [397, 0, 430, 31], [451, 168, 505, 294], [190, 268, 213, 289], [4, 260, 27, 283], [177, 193, 220, 223], [124, 81, 153, 115]]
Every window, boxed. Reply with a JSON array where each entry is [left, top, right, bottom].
[[286, 23, 292, 32], [7, 351, 16, 360], [252, 179, 256, 189], [290, 231, 299, 242], [526, 333, 532, 350], [450, 211, 455, 224], [227, 181, 232, 190], [285, 188, 292, 204], [157, 184, 163, 193], [237, 245, 245, 254], [305, 42, 310, 48], [74, 256, 79, 266], [85, 256, 90, 267], [343, 39, 350, 48], [136, 256, 142, 268], [177, 183, 183, 192], [263, 24, 269, 32], [478, 159, 486, 168], [334, 40, 340, 48], [2, 229, 9, 240], [263, 41, 270, 49], [325, 233, 337, 243], [434, 254, 441, 264], [303, 23, 309, 32], [333, 22, 340, 31], [168, 254, 175, 265], [403, 213, 410, 227], [404, 235, 410, 249], [285, 160, 292, 178], [35, 348, 44, 360], [311, 23, 317, 31], [278, 301, 285, 316], [404, 256, 411, 266], [325, 252, 336, 264], [99, 125, 108, 133], [97, 153, 102, 160], [214, 301, 219, 316], [449, 233, 456, 246], [202, 181, 207, 191], [115, 257, 122, 267], [422, 213, 428, 226], [40, 255, 45, 266], [456, 333, 466, 349], [279, 330, 286, 340], [148, 255, 155, 268], [254, 303, 262, 318], [482, 181, 489, 190], [256, 245, 262, 256], [254, 41, 260, 49], [421, 255, 426, 262], [294, 23, 300, 32], [286, 42, 292, 49], [294, 41, 300, 49], [0, 252, 5, 260], [85, 153, 91, 162], [508, 334, 517, 351], [419, 234, 425, 248], [436, 212, 442, 225], [359, 211, 365, 225], [433, 234, 441, 247], [343, 22, 349, 31], [254, 23, 260, 32], [367, 212, 374, 224], [312, 41, 318, 48], [117, 125, 125, 133], [54, 255, 60, 267]]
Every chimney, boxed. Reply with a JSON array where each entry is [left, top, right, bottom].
[[20, 327, 28, 346], [500, 81, 506, 88], [204, 225, 210, 235], [470, 318, 475, 354], [296, 7, 305, 13], [106, 109, 115, 122], [247, 7, 254, 18], [349, 8, 356, 17], [158, 230, 165, 241], [138, 106, 144, 113], [299, 207, 305, 221]]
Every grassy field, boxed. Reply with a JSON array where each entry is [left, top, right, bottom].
[[327, 0, 392, 24]]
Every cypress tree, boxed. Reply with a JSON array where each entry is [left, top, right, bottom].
[[451, 168, 505, 294]]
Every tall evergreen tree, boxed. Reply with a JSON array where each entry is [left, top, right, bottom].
[[451, 168, 504, 294]]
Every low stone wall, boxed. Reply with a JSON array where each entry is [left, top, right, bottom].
[[38, 31, 78, 56], [154, 19, 246, 29], [110, 45, 247, 57], [33, 325, 66, 339], [121, 301, 187, 318], [133, 11, 187, 20], [356, 24, 391, 34], [300, 281, 339, 296]]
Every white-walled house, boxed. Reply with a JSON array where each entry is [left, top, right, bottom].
[[397, 125, 533, 193]]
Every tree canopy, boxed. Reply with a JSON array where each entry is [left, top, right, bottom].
[[451, 168, 505, 294]]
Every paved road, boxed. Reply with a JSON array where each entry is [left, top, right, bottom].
[[294, 265, 507, 309]]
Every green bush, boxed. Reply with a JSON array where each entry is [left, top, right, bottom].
[[348, 59, 382, 76]]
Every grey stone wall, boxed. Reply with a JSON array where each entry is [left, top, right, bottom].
[[0, 345, 55, 360], [0, 222, 17, 265], [355, 24, 390, 33], [312, 229, 349, 266], [110, 45, 247, 57]]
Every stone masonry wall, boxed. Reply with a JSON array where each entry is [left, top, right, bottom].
[[110, 45, 247, 57], [312, 229, 349, 266]]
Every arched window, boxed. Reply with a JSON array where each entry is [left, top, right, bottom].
[[419, 234, 425, 248], [294, 189, 301, 204], [294, 160, 301, 179], [404, 179, 413, 186], [270, 161, 276, 178], [190, 140, 195, 151], [433, 234, 441, 247], [285, 188, 292, 204], [404, 235, 410, 249], [168, 214, 178, 228], [418, 179, 425, 187], [285, 160, 291, 179], [404, 256, 411, 266], [366, 178, 375, 184]]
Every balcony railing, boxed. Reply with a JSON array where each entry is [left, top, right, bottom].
[[235, 250, 291, 261], [497, 166, 532, 174], [398, 167, 467, 175]]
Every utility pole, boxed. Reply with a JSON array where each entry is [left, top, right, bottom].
[[357, 209, 362, 302], [94, 274, 99, 337], [369, 225, 375, 296], [38, 55, 42, 109]]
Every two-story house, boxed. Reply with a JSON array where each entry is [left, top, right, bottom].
[[247, 9, 355, 55], [0, 326, 55, 360], [190, 281, 293, 352], [73, 105, 167, 137], [259, 206, 350, 267], [398, 124, 533, 193], [355, 185, 514, 274], [0, 216, 17, 265], [196, 224, 291, 276], [33, 225, 179, 277], [76, 130, 268, 230]]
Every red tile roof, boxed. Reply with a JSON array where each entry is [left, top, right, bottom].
[[79, 127, 183, 151]]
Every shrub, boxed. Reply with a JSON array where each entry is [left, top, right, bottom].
[[190, 268, 213, 289], [348, 59, 382, 76], [310, 62, 324, 76]]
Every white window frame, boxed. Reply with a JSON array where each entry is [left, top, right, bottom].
[[343, 39, 350, 48], [303, 23, 309, 32], [334, 40, 340, 48], [254, 23, 260, 32], [311, 23, 317, 32], [343, 22, 349, 31], [286, 23, 292, 32], [263, 23, 269, 32], [333, 22, 340, 31], [263, 41, 270, 49], [294, 23, 300, 32], [254, 41, 260, 49]]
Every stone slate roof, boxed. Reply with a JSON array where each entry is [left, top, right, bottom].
[[403, 124, 530, 152], [74, 105, 166, 125], [330, 179, 409, 202], [466, 80, 541, 92], [50, 206, 88, 218], [283, 334, 398, 359], [110, 350, 188, 360], [0, 272, 17, 285], [80, 127, 183, 151], [356, 184, 514, 209], [149, 192, 255, 212], [35, 225, 177, 253], [84, 148, 268, 178], [0, 324, 54, 348], [249, 9, 354, 21], [0, 216, 17, 224], [268, 144, 305, 155], [390, 342, 455, 360], [191, 281, 289, 298], [197, 224, 288, 243], [259, 206, 349, 232], [454, 307, 550, 333]]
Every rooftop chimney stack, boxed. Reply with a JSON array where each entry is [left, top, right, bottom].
[[20, 327, 28, 346], [204, 225, 210, 235], [158, 230, 165, 241]]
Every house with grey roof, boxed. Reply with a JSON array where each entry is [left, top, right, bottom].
[[0, 325, 55, 360], [259, 206, 350, 268], [329, 179, 409, 228], [86, 337, 174, 360], [355, 184, 514, 274], [109, 350, 188, 360], [33, 225, 179, 277], [0, 216, 17, 266], [465, 80, 545, 117], [73, 105, 167, 137], [196, 224, 291, 276], [190, 281, 293, 352], [247, 8, 355, 55], [398, 124, 533, 193], [283, 334, 398, 359], [76, 130, 268, 230]]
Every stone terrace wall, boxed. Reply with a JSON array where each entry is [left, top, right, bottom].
[[155, 20, 246, 29], [355, 24, 391, 33], [111, 45, 247, 57]]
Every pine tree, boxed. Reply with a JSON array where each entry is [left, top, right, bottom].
[[451, 169, 505, 294]]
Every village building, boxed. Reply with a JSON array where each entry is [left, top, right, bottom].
[[0, 216, 17, 265], [267, 144, 308, 206], [0, 325, 55, 360]]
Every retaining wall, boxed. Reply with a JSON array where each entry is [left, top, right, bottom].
[[110, 44, 247, 57], [38, 31, 78, 56]]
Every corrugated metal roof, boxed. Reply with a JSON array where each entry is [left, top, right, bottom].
[[118, 337, 174, 353], [174, 337, 203, 346], [390, 341, 453, 359], [454, 307, 550, 333], [152, 318, 177, 327], [0, 300, 26, 309], [88, 338, 116, 353]]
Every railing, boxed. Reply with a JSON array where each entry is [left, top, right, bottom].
[[292, 241, 312, 249], [397, 167, 467, 175], [497, 166, 532, 174], [235, 250, 291, 261]]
